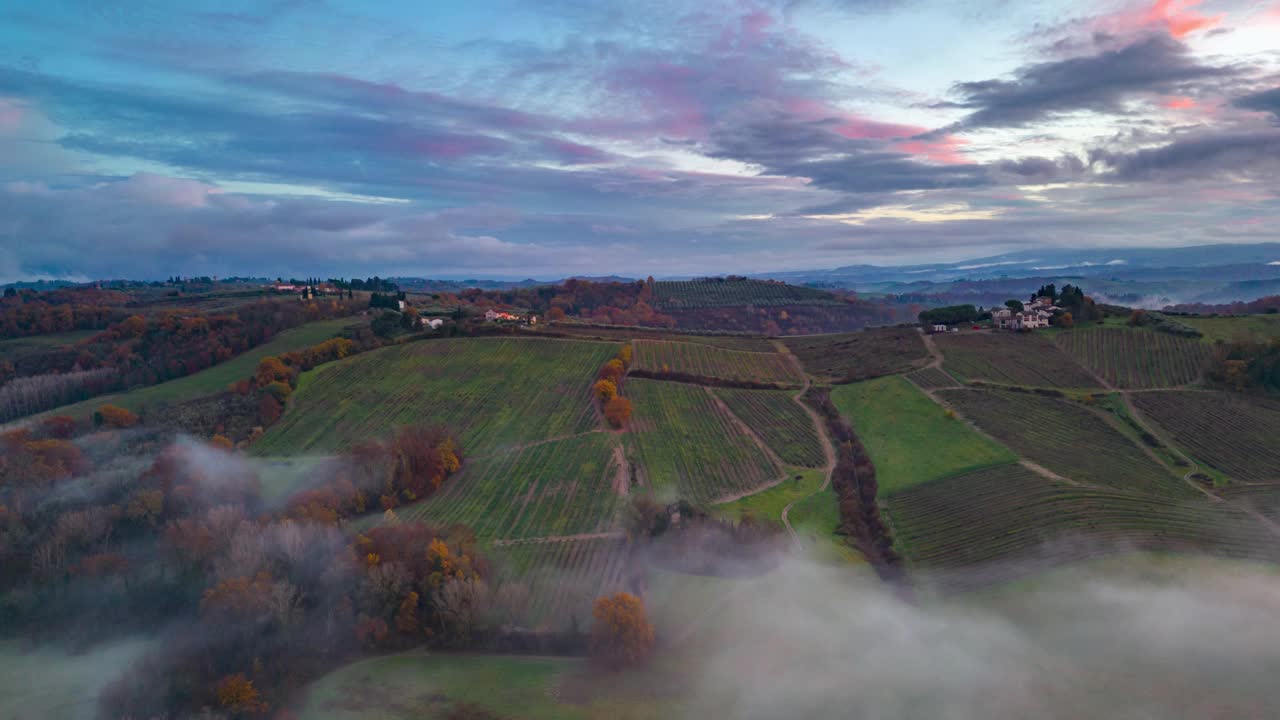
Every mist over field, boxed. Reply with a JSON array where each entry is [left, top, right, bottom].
[[681, 558, 1280, 720]]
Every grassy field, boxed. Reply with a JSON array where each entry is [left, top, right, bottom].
[[0, 639, 153, 720], [782, 327, 928, 384], [831, 376, 1016, 496], [712, 467, 823, 523], [712, 388, 825, 467], [395, 433, 623, 540], [22, 318, 359, 423], [885, 464, 1278, 593], [255, 337, 616, 456], [934, 331, 1101, 389], [0, 328, 99, 352], [625, 378, 780, 504], [1055, 326, 1210, 388], [632, 339, 802, 385], [1133, 391, 1280, 484], [939, 388, 1193, 497], [1178, 314, 1280, 343]]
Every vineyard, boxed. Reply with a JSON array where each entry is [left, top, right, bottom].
[[938, 389, 1194, 498], [831, 377, 1016, 495], [631, 339, 803, 386], [782, 327, 928, 384], [1055, 326, 1210, 388], [652, 278, 842, 310], [490, 537, 634, 629], [712, 388, 826, 467], [1178, 314, 1280, 343], [1220, 484, 1280, 523], [395, 433, 622, 540], [885, 464, 1279, 593], [528, 324, 778, 352], [934, 332, 1100, 389], [625, 378, 781, 503], [254, 337, 616, 456], [1132, 391, 1280, 484], [906, 366, 961, 390]]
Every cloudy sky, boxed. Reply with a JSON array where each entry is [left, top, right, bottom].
[[1, 0, 1278, 281]]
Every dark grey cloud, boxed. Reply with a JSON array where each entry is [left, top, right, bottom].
[[1236, 87, 1280, 121], [940, 34, 1239, 132], [1091, 130, 1280, 182]]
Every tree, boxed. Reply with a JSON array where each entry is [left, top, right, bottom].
[[41, 415, 78, 439], [1057, 311, 1074, 328], [96, 404, 138, 428], [215, 673, 268, 715], [590, 592, 654, 668], [1004, 299, 1024, 312], [593, 379, 618, 402], [604, 396, 632, 428], [1128, 309, 1148, 327], [599, 359, 625, 383]]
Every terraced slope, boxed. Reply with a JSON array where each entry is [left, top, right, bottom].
[[938, 388, 1193, 497], [832, 376, 1016, 495], [254, 337, 616, 455], [626, 378, 780, 503], [935, 332, 1100, 389], [782, 327, 928, 384], [906, 366, 960, 390], [1133, 391, 1280, 484], [1056, 326, 1210, 388], [713, 388, 826, 467], [632, 339, 802, 386], [886, 464, 1278, 592], [396, 434, 622, 540]]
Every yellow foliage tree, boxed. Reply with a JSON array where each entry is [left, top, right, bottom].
[[593, 379, 618, 402], [604, 396, 633, 428], [215, 673, 267, 714]]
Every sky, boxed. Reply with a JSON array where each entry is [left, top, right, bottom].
[[0, 0, 1278, 281]]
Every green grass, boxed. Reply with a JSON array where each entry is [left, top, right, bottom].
[[712, 388, 826, 467], [781, 483, 865, 564], [395, 433, 623, 540], [831, 376, 1017, 495], [0, 329, 99, 351], [625, 378, 780, 504], [1179, 314, 1280, 343], [712, 467, 824, 525], [255, 337, 617, 456], [0, 639, 152, 720], [24, 318, 360, 423]]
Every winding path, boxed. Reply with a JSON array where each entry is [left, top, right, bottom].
[[775, 346, 838, 548]]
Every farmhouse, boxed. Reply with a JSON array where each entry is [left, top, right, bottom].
[[931, 324, 948, 333], [484, 309, 523, 323], [419, 317, 445, 330], [992, 307, 1052, 330]]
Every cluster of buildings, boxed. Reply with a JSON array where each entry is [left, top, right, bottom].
[[484, 309, 535, 324], [992, 296, 1058, 331]]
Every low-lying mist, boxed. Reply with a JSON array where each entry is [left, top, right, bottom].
[[679, 556, 1280, 719]]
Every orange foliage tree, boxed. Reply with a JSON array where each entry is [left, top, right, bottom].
[[96, 404, 138, 428], [604, 396, 632, 428], [590, 592, 655, 668], [215, 673, 268, 714], [598, 358, 625, 383]]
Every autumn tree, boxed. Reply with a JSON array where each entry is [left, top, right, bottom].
[[255, 356, 292, 388], [215, 673, 268, 715], [41, 415, 78, 439], [1057, 311, 1074, 328], [590, 592, 655, 668], [95, 404, 138, 428], [598, 359, 625, 383], [604, 396, 632, 428], [593, 379, 618, 402]]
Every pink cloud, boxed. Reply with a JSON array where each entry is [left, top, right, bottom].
[[895, 135, 970, 165], [0, 98, 25, 135], [1094, 0, 1224, 39], [1162, 95, 1197, 109], [541, 138, 611, 165]]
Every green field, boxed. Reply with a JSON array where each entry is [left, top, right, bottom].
[[935, 331, 1101, 389], [905, 366, 960, 389], [885, 463, 1278, 593], [632, 339, 802, 385], [1055, 326, 1210, 388], [395, 433, 623, 540], [0, 639, 153, 720], [255, 337, 617, 456], [21, 318, 359, 423], [0, 328, 99, 353], [712, 467, 823, 523], [1133, 391, 1280, 484], [831, 376, 1016, 496], [1178, 314, 1280, 343], [939, 388, 1193, 497], [625, 378, 780, 503], [782, 327, 928, 384], [712, 388, 825, 467]]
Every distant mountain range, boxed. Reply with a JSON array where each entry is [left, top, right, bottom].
[[752, 243, 1280, 310]]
